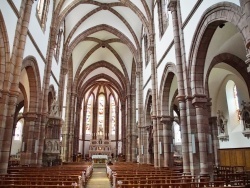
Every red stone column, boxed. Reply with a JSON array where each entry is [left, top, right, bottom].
[[210, 116, 220, 166], [136, 61, 145, 163], [148, 37, 159, 167], [168, 0, 190, 174], [115, 106, 119, 156], [121, 103, 126, 156], [157, 117, 164, 167], [0, 0, 34, 173], [68, 93, 77, 162], [20, 112, 38, 165], [192, 94, 209, 175], [161, 116, 174, 167], [73, 101, 81, 155], [81, 104, 87, 157]]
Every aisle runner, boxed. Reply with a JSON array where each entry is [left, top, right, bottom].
[[86, 166, 111, 188]]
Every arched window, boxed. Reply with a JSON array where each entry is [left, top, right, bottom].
[[233, 84, 240, 120], [110, 96, 116, 135], [85, 95, 93, 135], [36, 0, 50, 30], [98, 95, 105, 136], [226, 80, 240, 123]]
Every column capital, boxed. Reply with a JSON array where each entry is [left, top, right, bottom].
[[192, 94, 207, 107], [176, 95, 186, 102], [160, 116, 172, 124], [168, 0, 177, 12], [23, 112, 38, 121]]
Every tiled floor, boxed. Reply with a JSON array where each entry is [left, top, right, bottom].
[[86, 166, 111, 188]]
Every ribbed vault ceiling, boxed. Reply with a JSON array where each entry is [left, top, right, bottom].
[[55, 0, 153, 100]]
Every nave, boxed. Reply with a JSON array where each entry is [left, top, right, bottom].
[[0, 160, 250, 187]]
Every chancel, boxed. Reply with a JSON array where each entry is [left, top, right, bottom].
[[0, 0, 250, 187]]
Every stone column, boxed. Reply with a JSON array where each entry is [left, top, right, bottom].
[[157, 117, 164, 167], [115, 106, 119, 156], [0, 0, 34, 173], [20, 112, 38, 165], [131, 92, 137, 163], [73, 101, 81, 155], [192, 94, 209, 175], [126, 96, 131, 162], [136, 61, 144, 163], [168, 0, 190, 174], [210, 116, 220, 166], [185, 97, 198, 175], [68, 93, 77, 161], [0, 90, 19, 173], [58, 64, 68, 116], [161, 116, 174, 167], [82, 105, 87, 157], [121, 103, 126, 156], [148, 38, 159, 167]]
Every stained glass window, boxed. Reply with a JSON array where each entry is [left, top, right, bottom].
[[98, 95, 105, 135], [233, 84, 240, 120], [85, 95, 93, 135], [110, 96, 116, 135]]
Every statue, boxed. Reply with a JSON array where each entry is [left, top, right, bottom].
[[50, 98, 59, 117]]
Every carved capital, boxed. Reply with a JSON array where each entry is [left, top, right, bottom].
[[160, 116, 172, 124], [23, 112, 38, 121], [176, 95, 186, 102], [192, 94, 207, 107], [168, 0, 177, 12]]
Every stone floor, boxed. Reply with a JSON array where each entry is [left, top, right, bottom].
[[86, 165, 111, 188]]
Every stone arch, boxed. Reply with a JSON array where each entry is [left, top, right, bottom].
[[189, 2, 247, 96], [159, 63, 176, 117], [21, 56, 42, 113], [0, 11, 10, 91], [76, 61, 128, 95], [205, 53, 250, 98], [79, 74, 124, 102]]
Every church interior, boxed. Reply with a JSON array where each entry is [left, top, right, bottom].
[[0, 0, 250, 187]]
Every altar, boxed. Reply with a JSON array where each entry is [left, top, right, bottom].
[[92, 154, 108, 163]]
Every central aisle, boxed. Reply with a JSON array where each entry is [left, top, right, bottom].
[[86, 164, 111, 188]]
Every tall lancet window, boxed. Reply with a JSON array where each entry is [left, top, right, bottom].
[[110, 96, 116, 135], [98, 95, 105, 136], [233, 84, 240, 120], [85, 95, 93, 135]]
